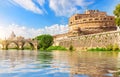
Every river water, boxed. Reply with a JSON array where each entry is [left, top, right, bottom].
[[0, 50, 120, 77]]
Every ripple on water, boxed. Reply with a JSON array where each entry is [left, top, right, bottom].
[[0, 50, 119, 77]]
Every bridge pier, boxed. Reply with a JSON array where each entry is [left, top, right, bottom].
[[33, 43, 38, 50], [18, 42, 24, 50], [18, 45, 23, 50], [34, 45, 38, 50], [33, 40, 38, 50], [2, 45, 8, 50]]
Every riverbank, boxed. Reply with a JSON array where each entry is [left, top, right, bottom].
[[87, 44, 120, 52], [39, 46, 67, 51]]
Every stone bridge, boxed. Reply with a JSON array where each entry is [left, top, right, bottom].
[[54, 30, 120, 50], [0, 39, 38, 50]]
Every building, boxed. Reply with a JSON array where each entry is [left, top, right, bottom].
[[8, 31, 24, 41], [68, 10, 117, 36], [8, 31, 16, 40]]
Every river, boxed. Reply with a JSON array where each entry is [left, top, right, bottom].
[[0, 50, 119, 77]]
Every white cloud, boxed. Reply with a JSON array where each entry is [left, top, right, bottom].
[[49, 0, 94, 17], [0, 24, 68, 39], [37, 0, 45, 6], [10, 0, 43, 14], [37, 0, 48, 14], [9, 0, 94, 16]]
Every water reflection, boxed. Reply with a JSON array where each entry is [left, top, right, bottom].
[[0, 50, 119, 77], [69, 51, 119, 77], [37, 52, 53, 68]]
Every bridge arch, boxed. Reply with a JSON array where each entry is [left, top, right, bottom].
[[6, 41, 19, 50], [23, 42, 34, 50], [0, 39, 38, 50]]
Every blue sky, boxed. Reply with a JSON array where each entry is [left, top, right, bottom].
[[0, 0, 120, 39]]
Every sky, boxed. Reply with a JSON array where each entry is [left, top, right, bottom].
[[0, 0, 120, 39]]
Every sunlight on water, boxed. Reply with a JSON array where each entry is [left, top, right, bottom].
[[0, 50, 119, 77]]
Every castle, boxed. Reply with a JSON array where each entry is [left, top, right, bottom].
[[68, 10, 116, 36], [54, 10, 117, 40]]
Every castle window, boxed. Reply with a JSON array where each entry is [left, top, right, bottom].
[[75, 16, 78, 20], [89, 19, 92, 21], [70, 22, 72, 24], [95, 18, 98, 20], [83, 19, 86, 21], [89, 15, 91, 17], [110, 18, 113, 20], [104, 18, 106, 20]]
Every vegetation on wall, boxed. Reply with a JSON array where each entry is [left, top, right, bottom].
[[88, 44, 120, 51], [114, 4, 120, 26]]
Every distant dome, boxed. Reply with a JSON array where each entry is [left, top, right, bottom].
[[10, 31, 16, 38], [8, 31, 16, 40]]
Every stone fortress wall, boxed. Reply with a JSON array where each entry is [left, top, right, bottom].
[[54, 30, 120, 50]]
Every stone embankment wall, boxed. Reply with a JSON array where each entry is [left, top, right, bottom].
[[54, 31, 120, 50]]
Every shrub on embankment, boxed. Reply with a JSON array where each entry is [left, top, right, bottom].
[[39, 46, 67, 51], [69, 45, 74, 51], [88, 44, 120, 51], [47, 46, 67, 51]]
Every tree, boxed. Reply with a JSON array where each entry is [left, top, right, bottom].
[[69, 45, 74, 51], [114, 4, 120, 26], [35, 34, 53, 50]]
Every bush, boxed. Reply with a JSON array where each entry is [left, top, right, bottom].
[[112, 44, 119, 51], [106, 44, 119, 51], [69, 45, 73, 51], [9, 47, 18, 50], [106, 44, 113, 51], [88, 47, 106, 51], [23, 46, 33, 50], [46, 46, 67, 51], [88, 44, 120, 51], [39, 48, 45, 51]]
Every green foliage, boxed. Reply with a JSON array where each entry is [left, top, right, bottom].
[[35, 34, 53, 50], [69, 45, 74, 51], [88, 44, 120, 51], [23, 46, 33, 50], [8, 47, 18, 50], [114, 4, 120, 17], [46, 46, 67, 51], [106, 44, 113, 51], [115, 18, 120, 26], [112, 44, 119, 51], [114, 4, 120, 26], [106, 44, 119, 51], [88, 47, 107, 51], [39, 48, 45, 51]]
